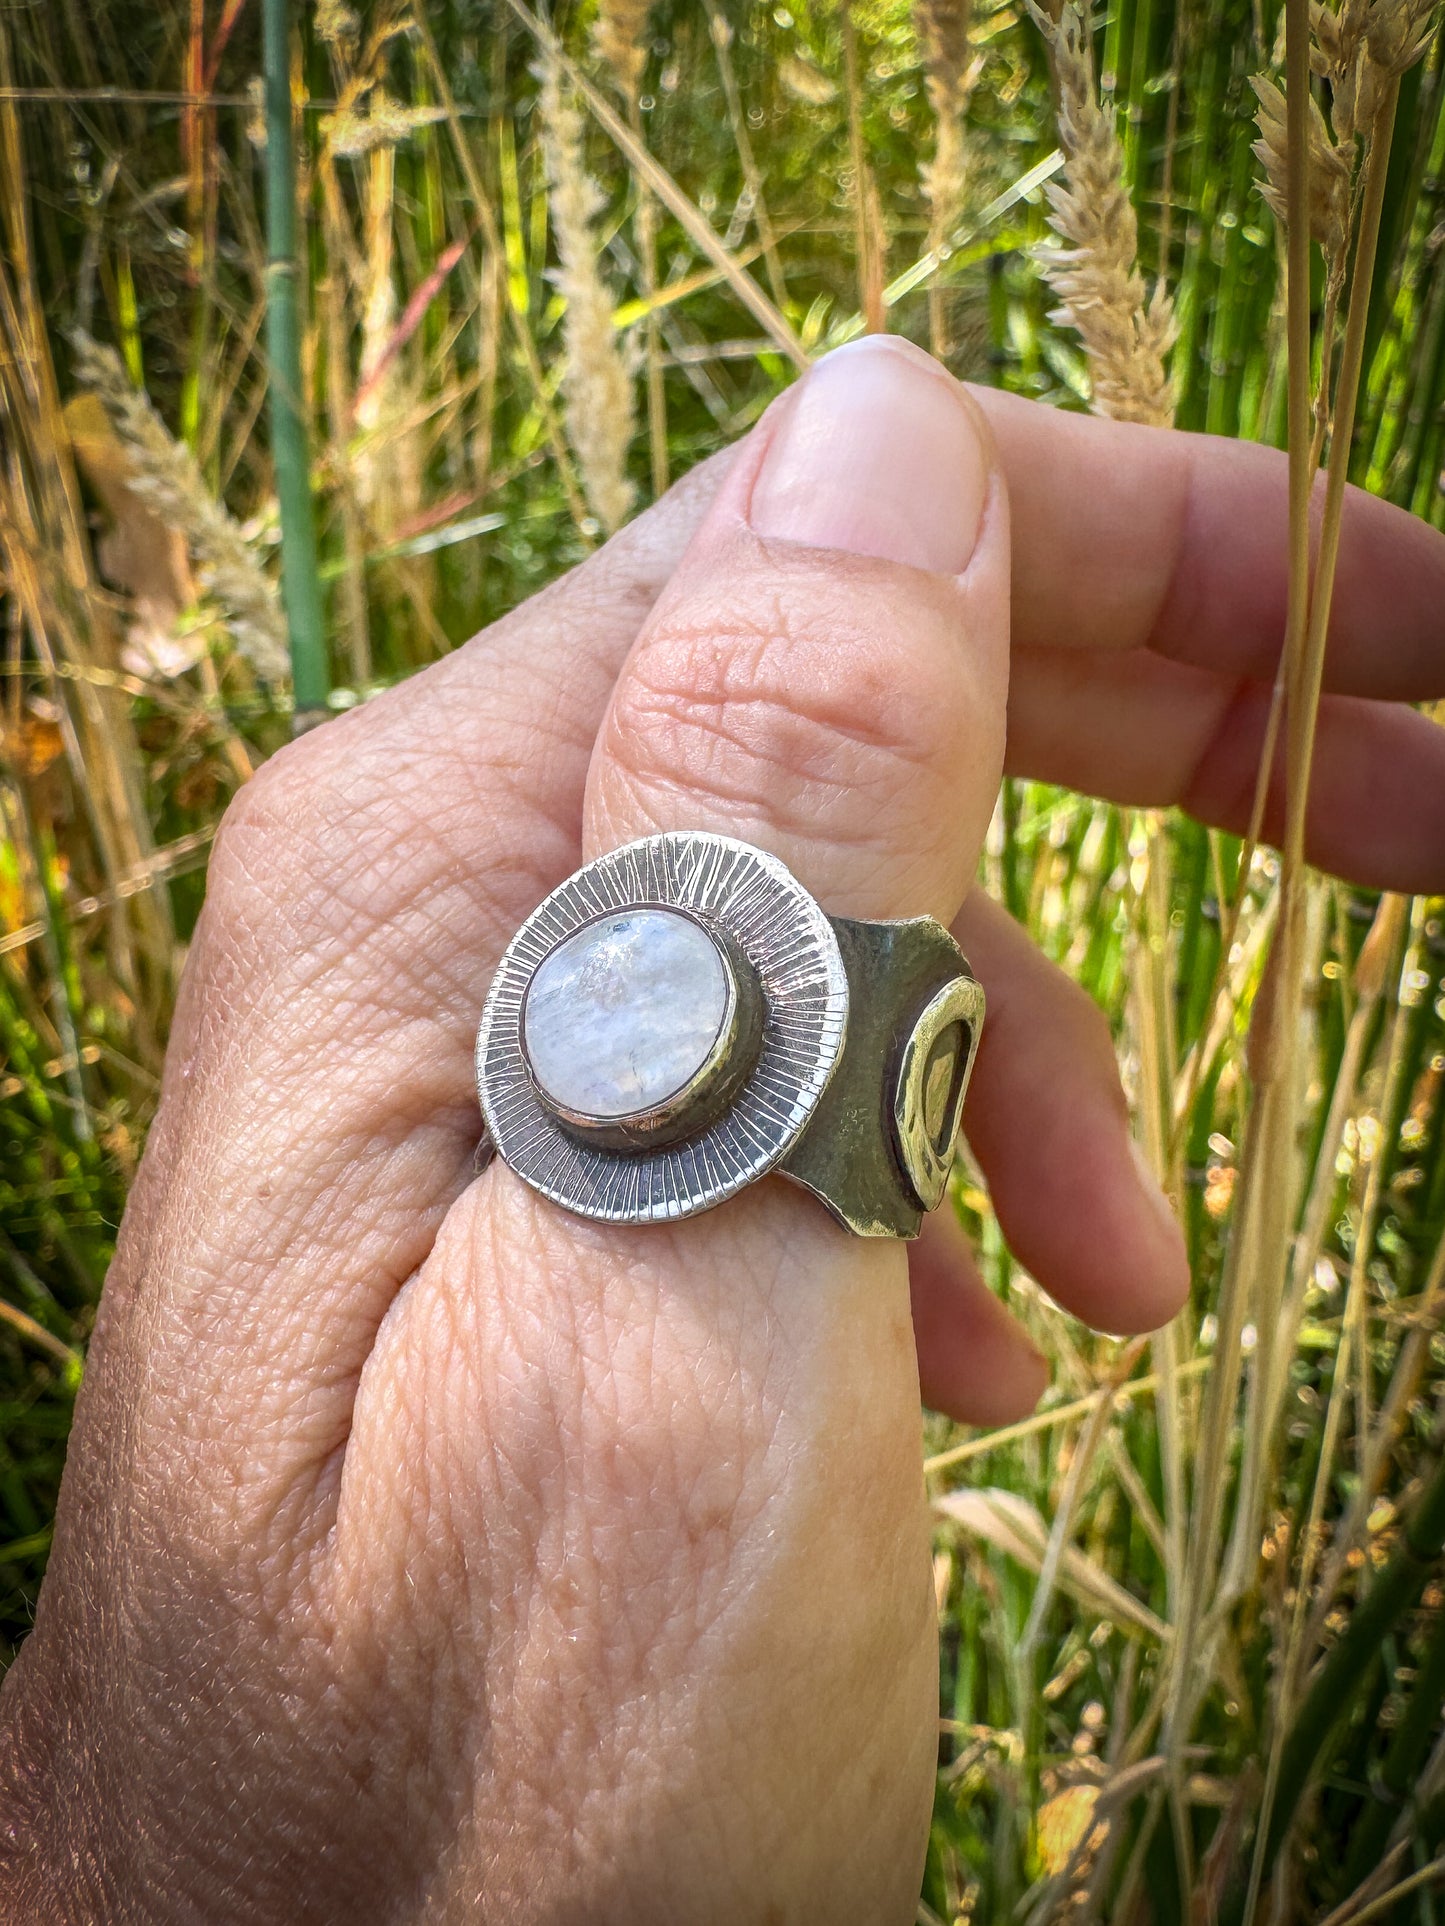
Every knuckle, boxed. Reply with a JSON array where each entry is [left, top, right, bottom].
[[214, 733, 322, 846], [207, 730, 340, 914], [610, 592, 959, 824]]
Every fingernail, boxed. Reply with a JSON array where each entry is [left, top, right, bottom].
[[749, 335, 991, 574]]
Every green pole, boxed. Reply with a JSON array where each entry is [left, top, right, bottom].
[[261, 0, 329, 728]]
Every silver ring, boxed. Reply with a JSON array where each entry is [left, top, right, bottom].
[[474, 832, 983, 1238]]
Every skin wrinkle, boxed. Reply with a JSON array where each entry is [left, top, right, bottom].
[[64, 1537, 352, 1921], [612, 676, 921, 824], [191, 1026, 476, 1196], [580, 1312, 744, 1661], [593, 518, 1005, 928], [347, 1155, 924, 1908], [144, 1098, 464, 1326], [328, 1307, 488, 1870], [444, 1291, 570, 1869], [7, 376, 1443, 1923], [396, 1232, 901, 1910], [1180, 671, 1280, 837], [620, 613, 946, 775], [207, 768, 524, 991], [88, 950, 250, 1338], [118, 901, 481, 1517]]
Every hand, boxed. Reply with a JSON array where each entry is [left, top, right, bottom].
[[1, 337, 1440, 1923]]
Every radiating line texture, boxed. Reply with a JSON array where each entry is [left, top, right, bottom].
[[475, 832, 849, 1223]]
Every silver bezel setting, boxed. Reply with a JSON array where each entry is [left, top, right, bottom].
[[476, 833, 849, 1224]]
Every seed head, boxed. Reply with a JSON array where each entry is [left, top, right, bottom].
[[537, 53, 637, 535]]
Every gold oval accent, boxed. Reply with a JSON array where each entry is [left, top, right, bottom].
[[892, 975, 985, 1210]]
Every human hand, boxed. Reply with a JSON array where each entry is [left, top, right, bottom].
[[2, 337, 1441, 1923]]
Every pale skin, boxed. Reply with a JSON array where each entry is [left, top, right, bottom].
[[2, 335, 1443, 1922]]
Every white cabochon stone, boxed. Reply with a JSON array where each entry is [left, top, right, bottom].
[[522, 908, 731, 1121]]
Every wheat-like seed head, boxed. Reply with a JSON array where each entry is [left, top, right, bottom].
[[916, 0, 976, 120], [320, 90, 447, 160], [69, 335, 290, 684], [314, 0, 359, 49], [537, 52, 637, 537], [593, 0, 653, 103], [1328, 46, 1383, 144], [1250, 75, 1354, 254], [1031, 0, 1176, 428], [916, 0, 983, 228], [1306, 0, 1440, 144], [1365, 0, 1441, 77]]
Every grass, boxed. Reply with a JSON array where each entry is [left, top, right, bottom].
[[1, 0, 1444, 1917]]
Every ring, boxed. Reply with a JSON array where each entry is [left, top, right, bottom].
[[474, 832, 983, 1238]]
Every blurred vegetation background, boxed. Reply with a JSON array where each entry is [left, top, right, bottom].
[[1, 0, 1443, 1917]]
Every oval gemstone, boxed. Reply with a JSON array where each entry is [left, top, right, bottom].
[[522, 909, 732, 1122]]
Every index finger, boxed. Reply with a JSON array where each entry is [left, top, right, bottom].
[[970, 386, 1445, 701]]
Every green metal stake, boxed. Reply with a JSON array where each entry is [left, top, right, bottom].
[[262, 0, 329, 729]]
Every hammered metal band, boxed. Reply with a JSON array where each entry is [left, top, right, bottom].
[[474, 831, 983, 1238]]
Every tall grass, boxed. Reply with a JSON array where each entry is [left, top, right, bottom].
[[1, 2, 1443, 1918]]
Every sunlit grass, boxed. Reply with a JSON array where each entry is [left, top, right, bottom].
[[1, 2, 1443, 1918]]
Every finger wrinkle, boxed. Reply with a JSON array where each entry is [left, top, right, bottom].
[[595, 582, 978, 887], [1129, 429, 1222, 669], [625, 631, 947, 771], [1177, 673, 1275, 836]]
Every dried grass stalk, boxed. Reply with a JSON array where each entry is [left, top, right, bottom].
[[592, 0, 667, 493], [1031, 0, 1176, 427], [843, 4, 888, 334], [70, 334, 290, 683], [537, 50, 636, 535]]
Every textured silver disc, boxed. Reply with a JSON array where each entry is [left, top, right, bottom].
[[476, 832, 849, 1224]]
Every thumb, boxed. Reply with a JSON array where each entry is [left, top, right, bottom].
[[344, 337, 1013, 1926], [585, 332, 1008, 919], [547, 333, 1011, 1910]]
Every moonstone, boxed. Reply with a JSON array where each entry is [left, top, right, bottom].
[[523, 908, 731, 1121]]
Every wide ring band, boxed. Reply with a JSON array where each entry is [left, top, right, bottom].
[[474, 832, 983, 1238]]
